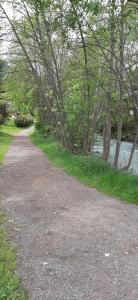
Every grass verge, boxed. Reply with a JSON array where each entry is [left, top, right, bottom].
[[0, 121, 26, 299], [0, 214, 26, 299], [0, 120, 21, 164], [31, 130, 138, 205]]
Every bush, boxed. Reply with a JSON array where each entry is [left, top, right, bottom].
[[34, 121, 42, 130], [35, 121, 51, 136], [14, 116, 33, 128], [0, 102, 9, 125]]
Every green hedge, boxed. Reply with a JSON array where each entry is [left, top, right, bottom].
[[0, 102, 9, 125], [14, 116, 33, 128]]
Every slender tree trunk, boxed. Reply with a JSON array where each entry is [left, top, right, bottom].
[[102, 0, 116, 161], [114, 0, 125, 167], [69, 1, 91, 153]]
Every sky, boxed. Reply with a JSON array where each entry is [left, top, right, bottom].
[[0, 2, 14, 57]]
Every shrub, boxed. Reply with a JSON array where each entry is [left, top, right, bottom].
[[34, 121, 42, 130], [14, 116, 33, 128], [0, 102, 9, 125], [35, 121, 51, 136]]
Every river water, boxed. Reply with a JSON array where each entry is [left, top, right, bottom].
[[94, 136, 138, 175]]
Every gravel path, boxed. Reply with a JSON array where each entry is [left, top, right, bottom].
[[0, 130, 138, 300]]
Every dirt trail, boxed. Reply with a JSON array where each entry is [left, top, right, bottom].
[[0, 130, 138, 300]]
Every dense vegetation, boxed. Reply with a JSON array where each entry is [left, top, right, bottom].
[[14, 116, 33, 128], [0, 0, 137, 171]]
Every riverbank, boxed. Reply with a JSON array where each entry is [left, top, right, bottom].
[[94, 135, 138, 175], [31, 131, 138, 205]]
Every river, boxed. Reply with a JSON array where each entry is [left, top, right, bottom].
[[94, 136, 138, 175]]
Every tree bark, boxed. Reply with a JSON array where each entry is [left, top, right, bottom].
[[69, 1, 91, 153], [102, 0, 116, 161], [114, 0, 125, 167]]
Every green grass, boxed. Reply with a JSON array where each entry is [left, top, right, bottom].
[[0, 120, 26, 299], [0, 132, 12, 164], [31, 130, 138, 205], [0, 120, 21, 164], [0, 214, 26, 300], [0, 119, 22, 135]]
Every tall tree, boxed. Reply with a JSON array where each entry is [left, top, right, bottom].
[[114, 0, 125, 167], [102, 0, 116, 161]]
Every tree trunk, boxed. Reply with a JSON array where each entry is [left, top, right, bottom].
[[102, 0, 116, 161], [103, 99, 112, 160], [114, 0, 125, 167], [69, 1, 91, 153]]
